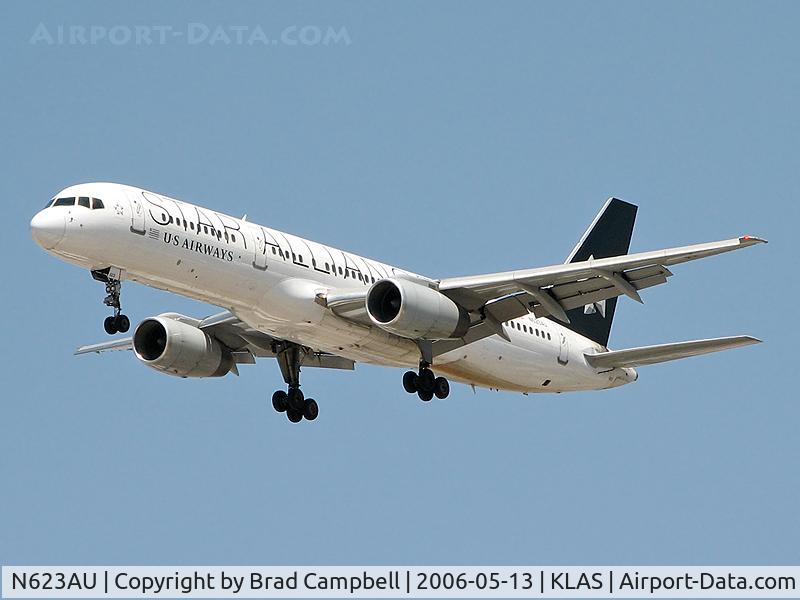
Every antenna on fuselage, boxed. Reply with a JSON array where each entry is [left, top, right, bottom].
[[241, 214, 247, 221]]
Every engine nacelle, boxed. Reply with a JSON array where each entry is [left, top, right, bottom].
[[132, 316, 233, 378], [366, 278, 469, 340]]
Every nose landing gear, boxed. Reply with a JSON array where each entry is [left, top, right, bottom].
[[92, 268, 131, 335], [402, 361, 450, 401]]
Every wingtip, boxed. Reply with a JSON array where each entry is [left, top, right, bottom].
[[739, 235, 768, 244]]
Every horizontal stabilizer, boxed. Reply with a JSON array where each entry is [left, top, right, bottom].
[[584, 336, 761, 369]]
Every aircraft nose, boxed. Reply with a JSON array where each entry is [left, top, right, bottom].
[[30, 209, 65, 250]]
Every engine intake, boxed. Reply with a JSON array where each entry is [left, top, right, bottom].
[[366, 278, 469, 340], [133, 316, 233, 378]]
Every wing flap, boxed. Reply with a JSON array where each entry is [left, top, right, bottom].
[[74, 337, 134, 355], [302, 353, 355, 370], [479, 268, 670, 324], [584, 336, 761, 369], [549, 264, 671, 300]]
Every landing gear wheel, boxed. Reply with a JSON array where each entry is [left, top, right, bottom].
[[104, 316, 118, 335], [418, 389, 434, 402], [303, 398, 319, 421], [418, 368, 435, 393], [287, 387, 305, 412], [115, 314, 130, 333], [434, 377, 450, 400], [402, 371, 418, 394], [94, 271, 128, 336], [274, 341, 323, 422], [272, 390, 288, 413]]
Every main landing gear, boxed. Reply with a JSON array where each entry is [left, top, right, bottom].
[[402, 362, 450, 402], [92, 268, 130, 335], [270, 342, 318, 423]]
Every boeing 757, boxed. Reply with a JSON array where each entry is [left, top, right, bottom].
[[30, 183, 765, 423]]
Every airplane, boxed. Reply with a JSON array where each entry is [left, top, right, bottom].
[[30, 183, 765, 423]]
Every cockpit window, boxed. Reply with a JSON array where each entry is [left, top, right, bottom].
[[91, 198, 104, 209], [45, 198, 55, 208], [53, 197, 75, 207], [78, 196, 90, 208]]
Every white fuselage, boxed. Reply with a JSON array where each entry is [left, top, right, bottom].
[[32, 182, 636, 393]]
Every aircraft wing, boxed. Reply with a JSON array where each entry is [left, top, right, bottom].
[[74, 310, 355, 371], [421, 236, 766, 357], [74, 337, 133, 354], [439, 236, 765, 322], [584, 336, 761, 369]]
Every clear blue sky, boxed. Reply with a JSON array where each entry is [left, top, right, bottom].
[[1, 1, 797, 568]]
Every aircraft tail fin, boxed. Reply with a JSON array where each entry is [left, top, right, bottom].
[[584, 336, 761, 369], [562, 198, 638, 347]]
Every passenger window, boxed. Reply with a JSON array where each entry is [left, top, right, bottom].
[[523, 325, 528, 333], [203, 226, 209, 234], [54, 197, 75, 207], [190, 222, 195, 230], [78, 196, 90, 208], [231, 234, 236, 243], [338, 266, 343, 275], [272, 247, 276, 254], [547, 333, 551, 340], [92, 198, 104, 209], [224, 232, 229, 242]]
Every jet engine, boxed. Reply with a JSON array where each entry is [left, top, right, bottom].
[[366, 278, 470, 340], [132, 316, 233, 378]]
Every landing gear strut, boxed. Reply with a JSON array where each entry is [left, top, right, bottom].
[[402, 361, 450, 401], [270, 342, 319, 423], [92, 268, 130, 335]]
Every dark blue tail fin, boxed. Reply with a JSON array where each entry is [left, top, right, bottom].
[[562, 198, 638, 347]]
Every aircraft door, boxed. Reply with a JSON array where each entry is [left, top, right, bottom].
[[250, 224, 268, 270], [127, 190, 146, 234], [558, 332, 569, 365]]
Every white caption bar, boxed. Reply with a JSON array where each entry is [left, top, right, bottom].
[[3, 567, 799, 598]]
